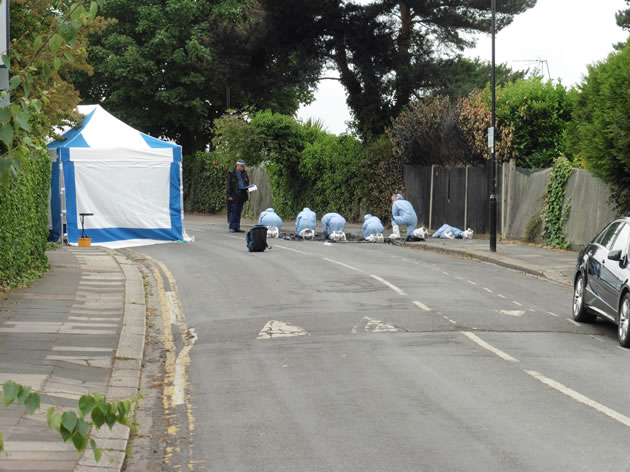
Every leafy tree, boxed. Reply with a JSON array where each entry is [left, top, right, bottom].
[[617, 0, 630, 31], [69, 0, 322, 153], [321, 0, 537, 138], [569, 39, 630, 213], [0, 0, 107, 182]]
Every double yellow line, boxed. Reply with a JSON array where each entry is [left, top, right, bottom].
[[142, 253, 198, 471]]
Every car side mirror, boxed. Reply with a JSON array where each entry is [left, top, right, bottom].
[[608, 249, 623, 262]]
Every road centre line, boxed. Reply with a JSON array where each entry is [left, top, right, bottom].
[[467, 280, 478, 286], [276, 245, 311, 255], [547, 311, 559, 317], [323, 258, 364, 273], [483, 288, 493, 293], [566, 318, 581, 327], [462, 332, 519, 362], [370, 275, 407, 296], [497, 294, 506, 299], [525, 370, 630, 428], [513, 301, 523, 306], [413, 301, 431, 311]]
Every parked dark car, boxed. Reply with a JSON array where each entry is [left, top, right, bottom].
[[573, 218, 630, 346]]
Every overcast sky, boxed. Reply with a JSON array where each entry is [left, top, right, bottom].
[[297, 0, 629, 135]]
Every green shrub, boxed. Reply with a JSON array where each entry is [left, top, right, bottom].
[[184, 109, 405, 223], [182, 152, 233, 214], [568, 39, 630, 213], [487, 77, 572, 169], [0, 150, 51, 289]]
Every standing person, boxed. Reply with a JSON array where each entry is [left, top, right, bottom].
[[226, 160, 249, 233], [321, 212, 347, 240], [390, 194, 418, 241]]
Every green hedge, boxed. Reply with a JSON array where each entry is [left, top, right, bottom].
[[182, 152, 232, 214], [0, 150, 51, 289], [184, 110, 405, 224]]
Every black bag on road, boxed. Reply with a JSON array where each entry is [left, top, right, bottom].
[[247, 226, 268, 252]]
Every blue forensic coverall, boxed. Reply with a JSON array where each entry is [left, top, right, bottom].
[[362, 214, 385, 239], [391, 194, 418, 236], [296, 208, 317, 235], [321, 213, 346, 236], [258, 208, 283, 232], [432, 224, 465, 239]]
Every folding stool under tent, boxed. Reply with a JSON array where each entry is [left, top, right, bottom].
[[48, 105, 190, 248]]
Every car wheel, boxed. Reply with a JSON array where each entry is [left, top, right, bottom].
[[618, 294, 630, 347], [573, 274, 596, 323]]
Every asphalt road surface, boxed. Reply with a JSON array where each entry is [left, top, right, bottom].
[[138, 221, 630, 472]]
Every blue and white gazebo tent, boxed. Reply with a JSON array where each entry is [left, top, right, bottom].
[[48, 105, 189, 248]]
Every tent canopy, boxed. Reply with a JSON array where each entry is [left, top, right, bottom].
[[48, 105, 187, 248]]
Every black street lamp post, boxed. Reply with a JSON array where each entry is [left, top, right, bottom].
[[489, 0, 497, 252]]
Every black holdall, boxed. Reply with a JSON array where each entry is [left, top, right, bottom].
[[246, 225, 269, 252]]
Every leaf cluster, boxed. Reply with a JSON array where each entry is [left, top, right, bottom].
[[1, 380, 136, 463], [541, 156, 574, 248]]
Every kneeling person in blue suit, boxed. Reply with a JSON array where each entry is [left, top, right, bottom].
[[258, 208, 283, 238], [321, 213, 347, 241], [362, 214, 385, 242], [296, 208, 317, 240], [390, 194, 418, 241]]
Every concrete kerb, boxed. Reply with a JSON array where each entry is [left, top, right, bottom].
[[75, 250, 146, 472], [398, 241, 572, 287]]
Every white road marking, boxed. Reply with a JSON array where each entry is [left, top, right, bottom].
[[525, 370, 630, 428], [455, 276, 464, 280], [529, 309, 536, 313], [512, 301, 522, 306], [566, 318, 581, 327], [370, 275, 407, 296], [497, 294, 506, 299], [462, 332, 519, 362], [257, 320, 308, 339], [448, 319, 457, 325], [483, 287, 493, 293], [323, 258, 363, 273], [442, 271, 450, 276], [413, 301, 431, 311], [499, 310, 526, 317], [363, 316, 398, 333], [617, 346, 628, 352], [174, 327, 198, 406], [467, 280, 478, 286], [547, 311, 559, 317], [276, 245, 311, 255]]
